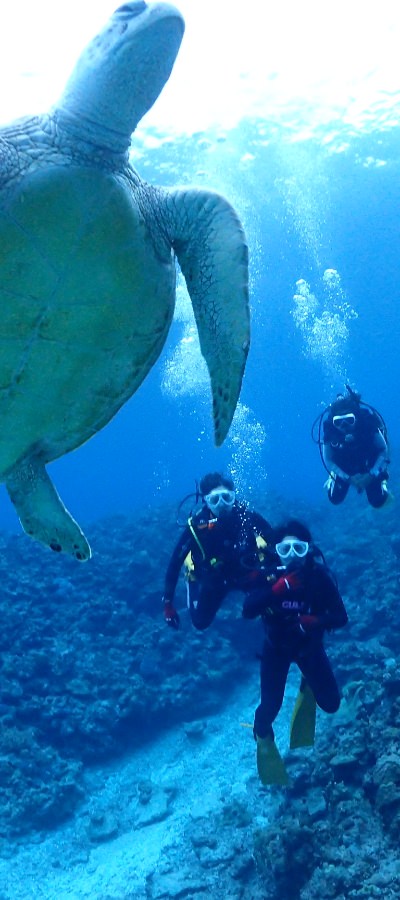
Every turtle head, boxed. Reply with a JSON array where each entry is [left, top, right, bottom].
[[54, 1, 185, 153]]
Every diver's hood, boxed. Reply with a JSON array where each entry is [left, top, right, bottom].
[[330, 397, 359, 417]]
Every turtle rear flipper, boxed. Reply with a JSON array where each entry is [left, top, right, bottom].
[[6, 461, 91, 561]]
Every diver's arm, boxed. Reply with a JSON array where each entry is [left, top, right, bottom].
[[369, 430, 390, 477], [163, 527, 193, 601], [316, 569, 348, 630], [242, 585, 274, 619], [322, 442, 350, 480]]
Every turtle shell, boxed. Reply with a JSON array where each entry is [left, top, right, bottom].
[[0, 162, 175, 475]]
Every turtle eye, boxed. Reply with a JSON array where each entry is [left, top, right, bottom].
[[116, 1, 147, 17]]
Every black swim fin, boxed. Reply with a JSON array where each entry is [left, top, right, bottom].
[[290, 680, 317, 749]]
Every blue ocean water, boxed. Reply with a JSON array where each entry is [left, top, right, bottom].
[[0, 116, 396, 535], [2, 0, 400, 536], [1, 5, 400, 896]]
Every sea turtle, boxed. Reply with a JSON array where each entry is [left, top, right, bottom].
[[0, 1, 249, 561]]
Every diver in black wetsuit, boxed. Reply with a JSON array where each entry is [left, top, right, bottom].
[[313, 385, 390, 508], [242, 519, 348, 785], [162, 472, 274, 631]]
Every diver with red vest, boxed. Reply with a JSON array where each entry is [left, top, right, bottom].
[[242, 519, 348, 786]]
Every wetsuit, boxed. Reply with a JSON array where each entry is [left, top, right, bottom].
[[163, 502, 273, 630], [322, 406, 389, 507], [242, 558, 348, 739]]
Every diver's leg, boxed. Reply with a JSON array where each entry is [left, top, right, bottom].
[[298, 644, 340, 713], [327, 474, 350, 505], [254, 640, 290, 786], [366, 474, 389, 508], [254, 640, 290, 738], [187, 573, 226, 630]]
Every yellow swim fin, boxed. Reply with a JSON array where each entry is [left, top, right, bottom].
[[256, 736, 289, 786], [290, 681, 317, 749]]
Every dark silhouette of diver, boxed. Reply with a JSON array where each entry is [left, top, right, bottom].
[[312, 385, 390, 508]]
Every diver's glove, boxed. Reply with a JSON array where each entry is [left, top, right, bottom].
[[163, 599, 180, 629], [369, 465, 388, 479], [272, 571, 302, 595], [242, 589, 269, 619], [327, 468, 350, 485], [298, 614, 321, 634]]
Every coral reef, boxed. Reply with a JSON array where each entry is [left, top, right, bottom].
[[0, 505, 260, 835], [0, 492, 399, 898]]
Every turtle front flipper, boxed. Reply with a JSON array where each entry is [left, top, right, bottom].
[[6, 461, 91, 561], [165, 188, 250, 446]]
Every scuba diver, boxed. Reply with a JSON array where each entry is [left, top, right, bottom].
[[162, 472, 274, 631], [242, 519, 348, 786], [312, 385, 390, 508]]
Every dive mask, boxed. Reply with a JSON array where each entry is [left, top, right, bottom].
[[275, 539, 309, 560], [332, 413, 356, 431], [204, 488, 235, 515]]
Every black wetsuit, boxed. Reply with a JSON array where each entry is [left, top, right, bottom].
[[163, 502, 273, 630], [242, 558, 348, 739], [322, 407, 389, 507]]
